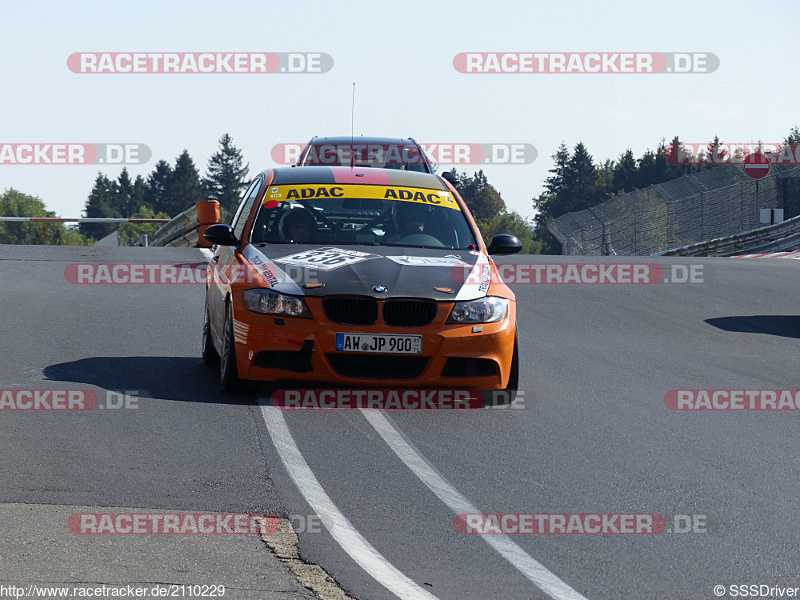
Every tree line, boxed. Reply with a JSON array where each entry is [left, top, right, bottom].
[[448, 169, 538, 253], [532, 126, 800, 254], [81, 133, 249, 240], [4, 126, 798, 251]]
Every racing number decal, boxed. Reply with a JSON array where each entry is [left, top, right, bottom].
[[296, 250, 349, 266], [275, 247, 380, 271]]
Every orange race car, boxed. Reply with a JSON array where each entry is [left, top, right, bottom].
[[202, 165, 522, 400]]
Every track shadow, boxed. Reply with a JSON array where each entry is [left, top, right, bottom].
[[42, 356, 258, 405], [705, 315, 800, 339], [43, 358, 522, 409]]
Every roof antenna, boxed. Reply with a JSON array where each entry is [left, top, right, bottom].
[[350, 82, 355, 168]]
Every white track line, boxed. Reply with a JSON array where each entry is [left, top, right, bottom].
[[259, 402, 439, 600], [361, 410, 589, 600]]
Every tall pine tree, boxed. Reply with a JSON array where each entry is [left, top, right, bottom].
[[613, 149, 637, 193], [561, 142, 599, 213], [144, 160, 173, 214], [162, 150, 205, 216], [81, 174, 120, 239], [203, 134, 249, 217], [532, 143, 571, 254], [114, 168, 145, 217]]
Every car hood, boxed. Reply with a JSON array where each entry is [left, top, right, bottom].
[[242, 244, 491, 301]]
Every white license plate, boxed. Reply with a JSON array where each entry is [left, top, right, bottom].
[[335, 333, 422, 354]]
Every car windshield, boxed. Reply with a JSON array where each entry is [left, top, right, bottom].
[[250, 184, 477, 250], [299, 142, 430, 172]]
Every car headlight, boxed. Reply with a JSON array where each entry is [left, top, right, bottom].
[[446, 297, 508, 324], [243, 289, 311, 318]]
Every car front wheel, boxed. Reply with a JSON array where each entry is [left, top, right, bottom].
[[202, 296, 219, 365], [219, 299, 241, 392]]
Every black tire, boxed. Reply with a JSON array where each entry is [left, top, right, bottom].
[[202, 296, 219, 365], [219, 299, 242, 392]]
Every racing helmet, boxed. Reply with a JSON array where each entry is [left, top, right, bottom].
[[392, 201, 432, 234], [280, 207, 318, 242]]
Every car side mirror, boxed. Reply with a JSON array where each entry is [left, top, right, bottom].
[[488, 234, 522, 255], [203, 224, 238, 246], [441, 171, 459, 185]]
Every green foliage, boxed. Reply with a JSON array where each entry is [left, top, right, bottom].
[[203, 134, 250, 218], [453, 169, 506, 221], [447, 169, 535, 253], [529, 131, 763, 254], [144, 160, 173, 214], [81, 147, 208, 241], [162, 150, 206, 216], [612, 149, 637, 193], [476, 211, 538, 254], [80, 174, 121, 239], [532, 142, 583, 254], [785, 125, 800, 145], [115, 168, 146, 217], [118, 205, 171, 246], [0, 189, 90, 245]]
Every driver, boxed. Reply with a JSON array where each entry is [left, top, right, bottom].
[[391, 202, 431, 238], [281, 207, 318, 243]]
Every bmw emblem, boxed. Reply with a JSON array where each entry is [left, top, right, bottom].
[[373, 285, 387, 293]]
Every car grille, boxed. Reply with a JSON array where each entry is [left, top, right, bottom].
[[323, 297, 438, 327], [323, 297, 378, 325], [326, 354, 429, 379], [383, 299, 438, 327]]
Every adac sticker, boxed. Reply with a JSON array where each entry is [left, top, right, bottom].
[[263, 184, 461, 211]]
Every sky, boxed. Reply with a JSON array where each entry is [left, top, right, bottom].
[[1, 0, 798, 223]]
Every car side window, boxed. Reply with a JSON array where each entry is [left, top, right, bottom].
[[231, 178, 262, 240]]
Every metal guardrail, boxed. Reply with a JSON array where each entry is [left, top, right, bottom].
[[0, 209, 217, 248], [656, 213, 800, 257], [150, 200, 220, 248], [550, 164, 800, 256], [0, 217, 169, 223]]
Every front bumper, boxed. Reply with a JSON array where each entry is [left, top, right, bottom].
[[232, 294, 516, 389]]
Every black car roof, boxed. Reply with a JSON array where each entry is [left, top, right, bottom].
[[261, 166, 448, 190], [305, 136, 421, 145]]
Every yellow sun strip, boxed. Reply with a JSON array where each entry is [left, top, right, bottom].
[[263, 184, 461, 212]]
